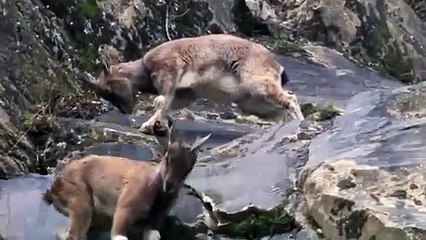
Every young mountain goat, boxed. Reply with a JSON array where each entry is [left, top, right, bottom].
[[86, 34, 304, 135], [42, 127, 211, 240]]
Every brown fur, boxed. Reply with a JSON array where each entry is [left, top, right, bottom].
[[87, 34, 304, 134], [42, 129, 211, 240]]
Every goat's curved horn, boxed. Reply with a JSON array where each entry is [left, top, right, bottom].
[[190, 133, 211, 152], [99, 54, 111, 74]]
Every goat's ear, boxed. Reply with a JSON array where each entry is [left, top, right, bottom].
[[190, 133, 212, 153], [98, 45, 116, 75], [100, 54, 111, 75]]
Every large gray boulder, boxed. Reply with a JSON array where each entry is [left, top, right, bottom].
[[301, 82, 426, 239]]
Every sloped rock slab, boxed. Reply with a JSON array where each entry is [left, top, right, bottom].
[[184, 118, 331, 236], [301, 82, 426, 240], [95, 112, 255, 149], [0, 174, 68, 240], [278, 46, 404, 108]]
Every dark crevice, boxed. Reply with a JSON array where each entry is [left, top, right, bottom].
[[231, 0, 272, 37]]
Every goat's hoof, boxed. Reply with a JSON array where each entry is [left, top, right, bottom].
[[139, 120, 170, 137], [138, 120, 156, 134], [146, 230, 161, 240], [153, 120, 170, 136], [111, 235, 129, 240]]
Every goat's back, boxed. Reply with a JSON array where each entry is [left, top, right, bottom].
[[48, 155, 158, 214], [143, 34, 279, 72]]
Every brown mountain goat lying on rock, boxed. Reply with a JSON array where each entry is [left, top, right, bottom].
[[86, 34, 304, 135], [42, 127, 211, 240]]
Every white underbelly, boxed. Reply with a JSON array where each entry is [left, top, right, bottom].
[[177, 69, 241, 103]]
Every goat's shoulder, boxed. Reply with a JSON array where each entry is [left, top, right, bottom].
[[143, 39, 190, 67]]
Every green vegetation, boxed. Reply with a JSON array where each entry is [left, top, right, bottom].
[[301, 103, 344, 121], [247, 35, 303, 55], [76, 0, 102, 21], [230, 210, 295, 239]]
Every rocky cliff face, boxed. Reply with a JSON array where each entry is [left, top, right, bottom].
[[244, 0, 426, 83], [0, 0, 425, 239]]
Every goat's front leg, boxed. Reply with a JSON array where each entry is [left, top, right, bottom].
[[110, 207, 136, 240], [111, 184, 154, 240], [139, 95, 172, 135], [139, 74, 176, 135], [64, 195, 93, 240]]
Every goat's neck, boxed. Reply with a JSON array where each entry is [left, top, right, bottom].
[[131, 59, 157, 95], [149, 160, 166, 189]]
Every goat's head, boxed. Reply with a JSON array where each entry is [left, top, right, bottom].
[[158, 127, 211, 194], [86, 62, 137, 114], [85, 48, 142, 115]]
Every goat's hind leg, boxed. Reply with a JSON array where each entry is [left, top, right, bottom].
[[238, 77, 304, 121]]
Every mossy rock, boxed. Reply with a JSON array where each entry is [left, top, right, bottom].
[[301, 103, 344, 122], [219, 209, 296, 239], [344, 0, 417, 83]]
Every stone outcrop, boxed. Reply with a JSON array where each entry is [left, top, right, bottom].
[[301, 82, 426, 239], [242, 0, 426, 83], [0, 0, 81, 178]]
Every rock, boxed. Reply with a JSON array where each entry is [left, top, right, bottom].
[[0, 0, 94, 179], [184, 118, 329, 238], [0, 106, 35, 179], [301, 82, 426, 239], [278, 46, 404, 109], [220, 111, 238, 120], [0, 175, 68, 240], [23, 114, 159, 175], [240, 0, 426, 82], [304, 0, 426, 83]]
